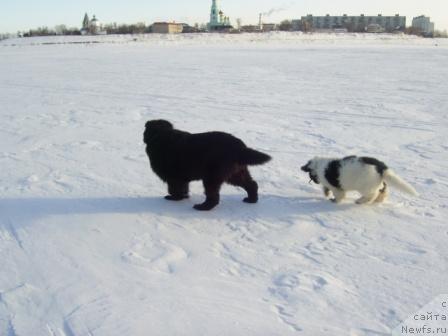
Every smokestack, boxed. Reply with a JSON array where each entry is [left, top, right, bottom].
[[259, 13, 263, 30]]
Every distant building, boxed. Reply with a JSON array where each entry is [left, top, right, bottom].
[[181, 24, 201, 33], [152, 22, 184, 34], [208, 0, 232, 31], [240, 25, 260, 33], [240, 21, 275, 33], [291, 20, 302, 31], [299, 14, 406, 32], [366, 24, 385, 33], [81, 13, 106, 35], [262, 23, 277, 32], [412, 16, 435, 35]]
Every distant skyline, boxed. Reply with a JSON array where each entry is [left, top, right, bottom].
[[1, 0, 447, 33]]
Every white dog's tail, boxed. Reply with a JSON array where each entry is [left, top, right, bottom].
[[383, 169, 418, 196]]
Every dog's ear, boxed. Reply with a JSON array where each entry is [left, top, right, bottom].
[[145, 120, 173, 130], [160, 120, 173, 129], [301, 160, 312, 172]]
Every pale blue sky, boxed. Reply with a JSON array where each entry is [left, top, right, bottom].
[[0, 0, 446, 33]]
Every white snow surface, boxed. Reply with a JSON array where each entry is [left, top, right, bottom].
[[0, 33, 447, 335]]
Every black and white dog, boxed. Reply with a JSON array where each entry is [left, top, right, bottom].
[[301, 156, 418, 204]]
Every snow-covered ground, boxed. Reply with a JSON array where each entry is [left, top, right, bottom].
[[0, 33, 447, 336], [2, 31, 448, 47]]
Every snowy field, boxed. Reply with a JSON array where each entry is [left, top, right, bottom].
[[0, 33, 447, 335]]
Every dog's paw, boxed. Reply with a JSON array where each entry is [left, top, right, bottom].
[[165, 195, 189, 201], [355, 198, 369, 205], [193, 203, 217, 211], [243, 197, 258, 204]]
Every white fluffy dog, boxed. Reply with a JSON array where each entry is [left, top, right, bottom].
[[301, 156, 418, 204]]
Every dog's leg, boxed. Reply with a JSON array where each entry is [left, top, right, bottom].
[[356, 190, 380, 205], [374, 183, 388, 203], [165, 180, 189, 201], [330, 189, 345, 203], [323, 187, 332, 198], [194, 178, 222, 211], [227, 166, 259, 203]]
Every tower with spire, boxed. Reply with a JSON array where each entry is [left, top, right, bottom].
[[210, 0, 220, 27], [208, 0, 232, 31]]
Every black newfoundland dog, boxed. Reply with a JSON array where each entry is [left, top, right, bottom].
[[143, 120, 271, 211]]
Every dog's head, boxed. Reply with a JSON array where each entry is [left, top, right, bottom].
[[301, 158, 320, 184], [143, 119, 173, 144]]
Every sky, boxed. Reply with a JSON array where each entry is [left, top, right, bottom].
[[0, 0, 447, 33]]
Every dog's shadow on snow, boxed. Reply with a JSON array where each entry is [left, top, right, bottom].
[[0, 194, 357, 227]]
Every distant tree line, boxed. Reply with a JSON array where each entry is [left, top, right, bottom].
[[17, 22, 181, 37], [0, 33, 12, 40], [18, 23, 151, 37], [22, 25, 81, 37], [434, 30, 448, 38], [405, 26, 448, 38], [278, 20, 293, 31], [102, 22, 151, 34]]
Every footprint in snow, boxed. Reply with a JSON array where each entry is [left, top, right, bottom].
[[121, 234, 188, 274]]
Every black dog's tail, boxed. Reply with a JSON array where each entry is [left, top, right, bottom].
[[239, 148, 271, 166]]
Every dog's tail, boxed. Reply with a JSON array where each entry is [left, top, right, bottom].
[[383, 169, 418, 196], [239, 148, 271, 166]]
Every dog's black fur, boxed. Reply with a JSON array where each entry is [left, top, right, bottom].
[[301, 161, 319, 184], [359, 157, 388, 175], [143, 120, 271, 211], [324, 160, 342, 189]]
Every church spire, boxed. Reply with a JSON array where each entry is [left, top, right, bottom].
[[210, 0, 219, 27], [208, 0, 232, 31], [82, 13, 90, 29]]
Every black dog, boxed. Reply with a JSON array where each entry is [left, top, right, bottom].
[[143, 120, 271, 211]]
